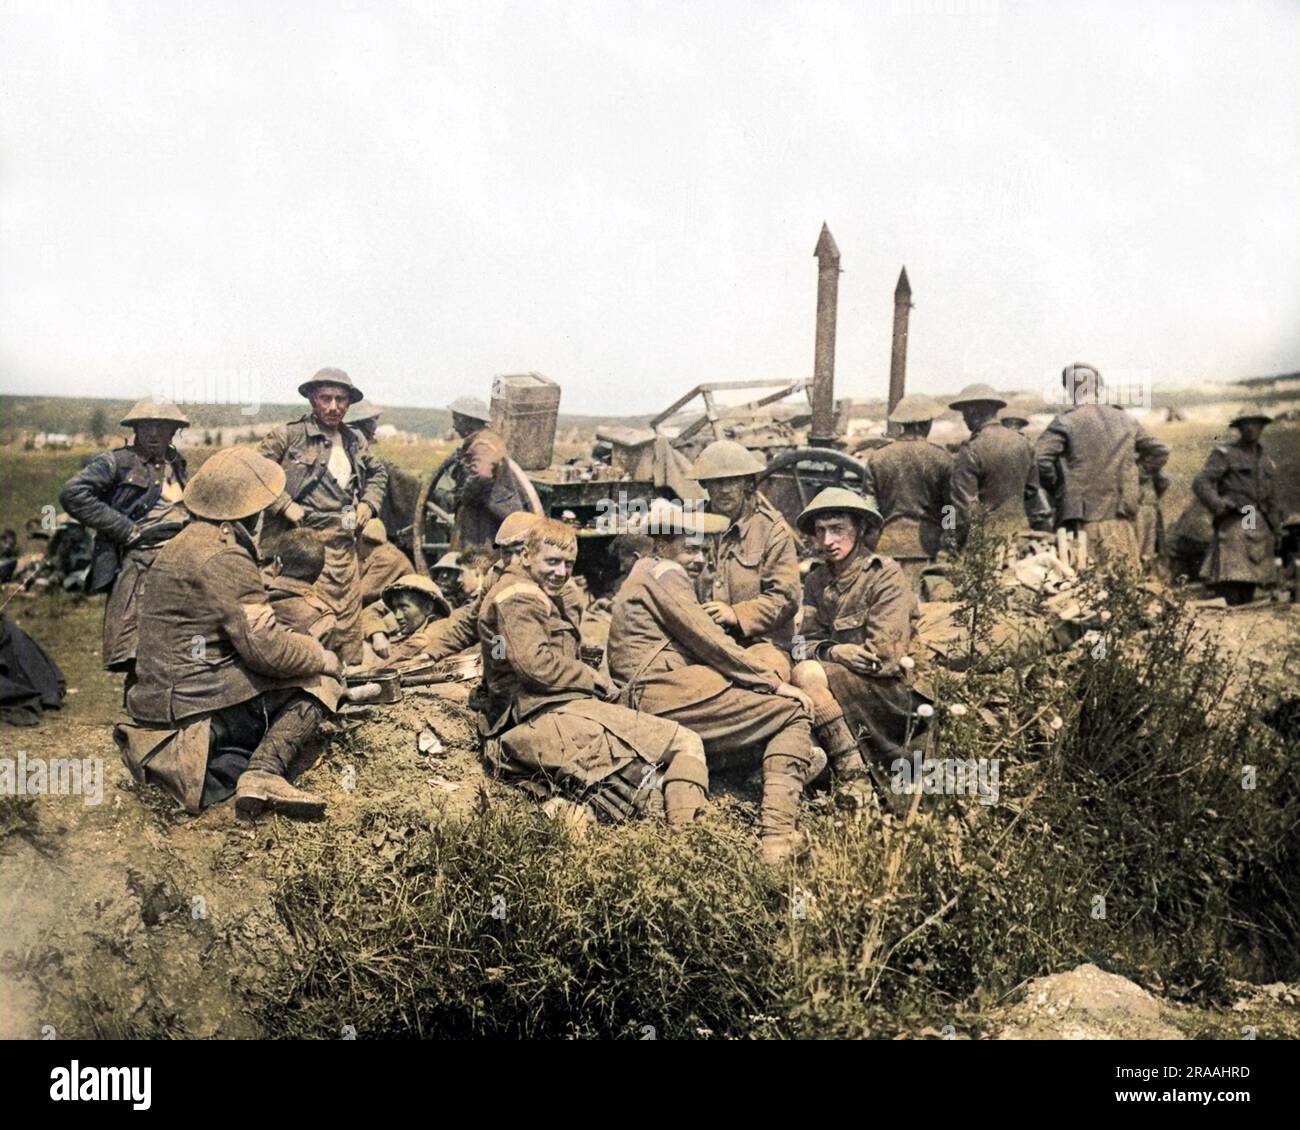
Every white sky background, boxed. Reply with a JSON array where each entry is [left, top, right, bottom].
[[1, 0, 1297, 415]]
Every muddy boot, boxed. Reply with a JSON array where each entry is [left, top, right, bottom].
[[664, 780, 707, 826], [758, 765, 804, 866], [234, 770, 327, 820]]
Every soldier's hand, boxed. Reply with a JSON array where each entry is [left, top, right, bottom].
[[702, 601, 740, 630], [355, 503, 373, 528], [592, 672, 619, 701], [831, 644, 881, 675], [283, 501, 306, 525], [774, 682, 813, 716], [320, 651, 343, 679], [371, 632, 390, 658]]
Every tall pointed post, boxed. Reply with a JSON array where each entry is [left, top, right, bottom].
[[888, 266, 912, 418], [810, 223, 841, 447]]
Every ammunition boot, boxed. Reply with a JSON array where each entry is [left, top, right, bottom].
[[234, 770, 327, 821]]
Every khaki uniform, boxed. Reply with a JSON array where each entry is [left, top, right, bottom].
[[258, 418, 388, 663], [1192, 441, 1280, 586], [698, 493, 800, 676], [800, 549, 923, 765], [477, 566, 707, 818], [609, 556, 810, 840], [60, 445, 189, 670], [452, 427, 532, 549], [1035, 404, 1169, 568], [950, 420, 1048, 541], [359, 541, 414, 605], [120, 519, 338, 812], [266, 575, 338, 643], [864, 436, 953, 563]]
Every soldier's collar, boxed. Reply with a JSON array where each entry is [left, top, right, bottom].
[[266, 575, 315, 595]]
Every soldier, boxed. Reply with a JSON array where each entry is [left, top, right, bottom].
[[264, 529, 338, 644], [60, 399, 191, 676], [348, 399, 382, 443], [357, 518, 414, 605], [689, 439, 800, 679], [789, 488, 924, 803], [948, 383, 1051, 546], [862, 394, 953, 581], [381, 574, 455, 663], [607, 500, 816, 864], [447, 396, 534, 549], [115, 448, 341, 818], [998, 408, 1030, 432], [1035, 364, 1170, 569], [1192, 407, 1281, 605], [258, 368, 388, 664], [479, 518, 709, 826]]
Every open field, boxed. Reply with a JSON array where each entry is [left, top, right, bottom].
[[1, 415, 1298, 1040]]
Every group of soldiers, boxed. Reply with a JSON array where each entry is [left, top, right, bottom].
[[55, 362, 1285, 864]]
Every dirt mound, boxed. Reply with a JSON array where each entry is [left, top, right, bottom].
[[994, 964, 1185, 1040]]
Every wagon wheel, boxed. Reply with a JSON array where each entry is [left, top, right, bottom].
[[756, 446, 869, 502], [411, 452, 460, 574]]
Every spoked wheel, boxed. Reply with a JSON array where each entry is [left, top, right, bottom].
[[411, 453, 460, 574], [755, 446, 870, 529]]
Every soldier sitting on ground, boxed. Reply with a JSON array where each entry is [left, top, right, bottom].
[[479, 518, 709, 826], [379, 575, 455, 664], [265, 529, 338, 645], [606, 500, 817, 864], [789, 488, 926, 808], [689, 440, 801, 679], [115, 448, 342, 819], [357, 518, 414, 606], [1192, 406, 1281, 606]]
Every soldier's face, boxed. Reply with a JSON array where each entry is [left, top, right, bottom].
[[812, 515, 860, 563], [452, 412, 481, 438], [702, 477, 750, 521], [660, 535, 706, 578], [1237, 421, 1264, 444], [523, 542, 575, 596], [390, 591, 433, 635], [433, 569, 463, 599], [134, 422, 178, 460], [309, 386, 351, 429]]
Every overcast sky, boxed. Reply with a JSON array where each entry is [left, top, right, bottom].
[[1, 0, 1297, 415]]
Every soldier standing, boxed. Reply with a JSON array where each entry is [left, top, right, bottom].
[[258, 368, 388, 665], [1035, 364, 1170, 569], [116, 448, 341, 818], [607, 500, 816, 865], [478, 518, 710, 826], [788, 489, 924, 806], [689, 439, 800, 679], [60, 399, 191, 676], [447, 397, 534, 549], [1192, 407, 1280, 605], [863, 394, 953, 585], [948, 383, 1051, 546]]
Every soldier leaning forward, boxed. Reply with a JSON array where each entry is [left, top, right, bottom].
[[790, 489, 927, 806], [257, 368, 388, 664], [478, 518, 709, 825], [608, 500, 816, 865], [115, 448, 342, 818], [60, 400, 191, 674], [1192, 406, 1281, 605], [689, 440, 801, 680]]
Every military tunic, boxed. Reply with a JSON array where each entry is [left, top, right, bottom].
[[950, 420, 1048, 541], [477, 567, 705, 802], [863, 436, 953, 559], [258, 417, 388, 663], [452, 427, 532, 550], [697, 492, 800, 675], [799, 549, 923, 764], [1192, 441, 1280, 585]]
